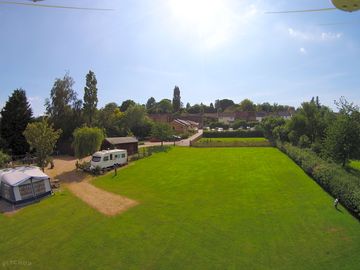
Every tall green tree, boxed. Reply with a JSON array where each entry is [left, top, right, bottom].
[[156, 99, 173, 114], [0, 89, 33, 155], [23, 118, 61, 171], [45, 73, 83, 144], [73, 126, 105, 159], [172, 86, 181, 112], [151, 122, 173, 146], [215, 99, 235, 112], [146, 97, 156, 113], [120, 99, 136, 112], [323, 98, 360, 166], [96, 103, 124, 137], [83, 70, 98, 126], [122, 105, 153, 139], [239, 99, 256, 112]]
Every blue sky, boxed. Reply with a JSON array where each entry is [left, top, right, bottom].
[[0, 0, 360, 115]]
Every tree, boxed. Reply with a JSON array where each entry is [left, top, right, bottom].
[[215, 99, 235, 112], [156, 99, 173, 114], [120, 100, 136, 112], [260, 117, 285, 140], [187, 104, 202, 114], [172, 86, 181, 112], [146, 97, 156, 113], [23, 118, 61, 171], [239, 99, 255, 112], [0, 151, 10, 168], [122, 104, 153, 139], [73, 127, 105, 159], [96, 103, 124, 137], [322, 99, 360, 166], [151, 122, 173, 146], [83, 70, 98, 126], [0, 89, 33, 155], [45, 73, 83, 144], [186, 102, 191, 111]]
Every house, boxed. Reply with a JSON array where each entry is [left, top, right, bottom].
[[277, 111, 292, 120], [0, 166, 52, 204], [101, 137, 139, 155], [256, 112, 268, 122], [218, 113, 236, 124], [148, 114, 172, 124], [171, 119, 192, 133], [235, 111, 256, 122]]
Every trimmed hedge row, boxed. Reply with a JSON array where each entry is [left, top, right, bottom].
[[192, 141, 271, 148], [277, 141, 360, 218], [203, 130, 264, 138]]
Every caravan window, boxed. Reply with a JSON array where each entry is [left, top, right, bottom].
[[92, 156, 101, 162], [115, 155, 119, 159], [103, 156, 109, 161], [121, 154, 126, 158]]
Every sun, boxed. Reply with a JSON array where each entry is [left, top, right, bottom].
[[166, 0, 238, 49]]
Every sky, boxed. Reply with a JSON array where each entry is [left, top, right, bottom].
[[0, 0, 360, 116]]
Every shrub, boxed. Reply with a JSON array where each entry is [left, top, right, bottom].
[[0, 151, 10, 168], [277, 141, 360, 218], [299, 135, 311, 149]]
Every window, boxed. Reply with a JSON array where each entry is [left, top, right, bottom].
[[121, 154, 126, 158], [114, 155, 118, 158], [92, 156, 101, 162], [33, 181, 46, 195], [103, 156, 109, 161], [19, 183, 33, 199]]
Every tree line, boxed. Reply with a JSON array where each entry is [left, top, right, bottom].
[[260, 97, 360, 167]]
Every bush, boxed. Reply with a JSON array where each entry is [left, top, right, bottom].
[[277, 141, 360, 218], [0, 151, 10, 168], [298, 135, 311, 148], [203, 130, 264, 138]]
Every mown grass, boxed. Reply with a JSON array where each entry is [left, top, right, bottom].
[[350, 160, 360, 171], [0, 147, 359, 269]]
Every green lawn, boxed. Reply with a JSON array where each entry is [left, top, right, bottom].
[[350, 160, 360, 170], [1, 147, 359, 269]]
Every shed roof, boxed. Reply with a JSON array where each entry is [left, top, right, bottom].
[[0, 166, 49, 186], [105, 137, 138, 145]]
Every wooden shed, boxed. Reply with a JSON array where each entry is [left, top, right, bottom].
[[101, 137, 139, 155]]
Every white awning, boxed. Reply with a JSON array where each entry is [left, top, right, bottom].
[[0, 166, 49, 186]]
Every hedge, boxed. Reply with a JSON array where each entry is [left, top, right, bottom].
[[192, 140, 271, 148], [203, 130, 264, 138], [276, 141, 360, 219]]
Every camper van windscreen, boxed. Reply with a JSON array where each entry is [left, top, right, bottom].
[[92, 156, 101, 162]]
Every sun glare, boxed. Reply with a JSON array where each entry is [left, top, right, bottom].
[[167, 0, 256, 50]]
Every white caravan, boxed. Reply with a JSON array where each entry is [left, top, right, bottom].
[[90, 149, 128, 170]]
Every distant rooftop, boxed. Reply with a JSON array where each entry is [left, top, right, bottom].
[[105, 137, 138, 145]]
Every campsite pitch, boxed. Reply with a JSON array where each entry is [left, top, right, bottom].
[[0, 147, 359, 269]]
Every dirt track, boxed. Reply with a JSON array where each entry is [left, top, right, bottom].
[[45, 156, 138, 216]]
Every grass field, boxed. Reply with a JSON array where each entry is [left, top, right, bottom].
[[350, 160, 360, 170], [1, 147, 359, 269], [194, 137, 270, 147]]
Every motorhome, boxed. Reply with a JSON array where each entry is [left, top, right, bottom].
[[90, 149, 128, 170]]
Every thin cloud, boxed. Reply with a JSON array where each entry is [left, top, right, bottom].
[[299, 47, 307, 55], [288, 28, 342, 42]]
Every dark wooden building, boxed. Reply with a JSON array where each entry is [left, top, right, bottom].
[[101, 137, 139, 155]]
